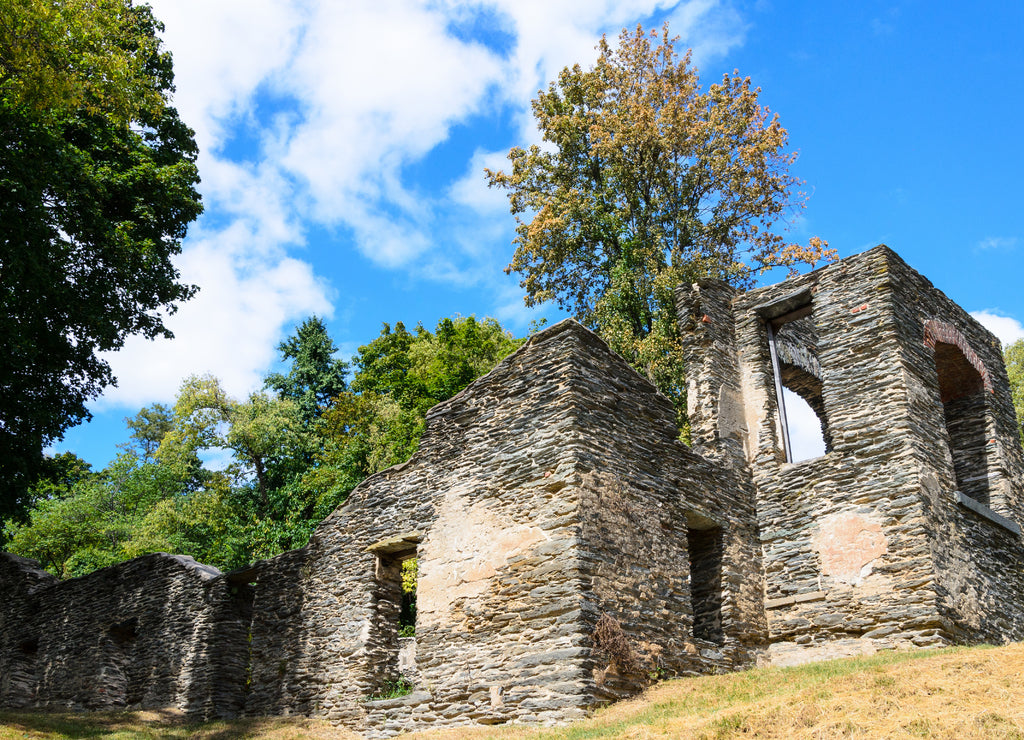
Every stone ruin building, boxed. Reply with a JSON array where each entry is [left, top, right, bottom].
[[3, 246, 1024, 736]]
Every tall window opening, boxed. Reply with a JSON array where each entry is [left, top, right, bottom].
[[765, 303, 830, 462], [933, 340, 992, 506], [687, 525, 724, 645], [367, 532, 421, 697], [399, 558, 417, 637]]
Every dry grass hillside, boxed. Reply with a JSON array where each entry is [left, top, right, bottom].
[[2, 643, 1023, 739]]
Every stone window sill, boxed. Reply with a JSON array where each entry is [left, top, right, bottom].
[[765, 590, 826, 609], [364, 690, 431, 709], [955, 491, 1021, 536]]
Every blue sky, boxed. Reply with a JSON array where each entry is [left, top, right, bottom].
[[56, 0, 1024, 468]]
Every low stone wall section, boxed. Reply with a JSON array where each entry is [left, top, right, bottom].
[[0, 552, 249, 716]]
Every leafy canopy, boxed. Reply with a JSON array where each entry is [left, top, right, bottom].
[[0, 0, 163, 120], [265, 316, 349, 425], [0, 0, 202, 521], [5, 315, 521, 576], [487, 24, 833, 426]]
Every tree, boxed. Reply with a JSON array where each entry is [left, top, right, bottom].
[[3, 450, 187, 578], [157, 375, 311, 507], [306, 317, 520, 510], [0, 0, 202, 522], [486, 24, 833, 426], [265, 316, 349, 424], [1, 0, 168, 121], [1005, 339, 1024, 445], [125, 403, 174, 461]]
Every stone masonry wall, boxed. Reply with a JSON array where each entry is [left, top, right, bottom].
[[566, 327, 765, 700], [5, 245, 1024, 734], [679, 246, 1024, 667], [0, 552, 248, 716], [243, 321, 603, 735], [736, 249, 955, 664], [885, 251, 1024, 643], [244, 319, 769, 737]]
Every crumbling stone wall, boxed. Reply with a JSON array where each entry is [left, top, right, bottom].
[[0, 552, 249, 715], [679, 246, 1024, 666], [239, 320, 764, 736], [887, 255, 1024, 643], [567, 326, 765, 697]]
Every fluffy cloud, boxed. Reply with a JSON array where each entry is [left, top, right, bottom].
[[97, 225, 332, 409], [97, 0, 746, 412], [971, 311, 1024, 346]]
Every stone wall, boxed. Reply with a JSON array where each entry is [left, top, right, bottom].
[[679, 246, 1024, 666], [243, 319, 767, 736], [886, 253, 1024, 643], [567, 326, 765, 697], [0, 552, 249, 716], [3, 245, 1024, 735]]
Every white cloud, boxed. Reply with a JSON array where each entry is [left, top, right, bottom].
[[97, 0, 749, 410], [149, 0, 305, 153], [971, 311, 1024, 346], [449, 148, 513, 215], [99, 232, 332, 409], [975, 236, 1018, 252]]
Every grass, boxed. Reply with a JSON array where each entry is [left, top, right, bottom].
[[0, 709, 360, 739], [3, 643, 1024, 739]]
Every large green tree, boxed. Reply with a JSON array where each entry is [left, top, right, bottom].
[[307, 316, 520, 510], [0, 0, 202, 522], [486, 24, 832, 426], [3, 450, 189, 578], [6, 315, 522, 575]]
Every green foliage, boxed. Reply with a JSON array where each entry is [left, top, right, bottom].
[[399, 557, 417, 635], [265, 316, 349, 425], [486, 24, 832, 428], [401, 556, 418, 595], [26, 452, 94, 504], [0, 0, 164, 120], [125, 404, 174, 461], [1005, 339, 1024, 445], [4, 452, 192, 577], [316, 316, 520, 490], [6, 315, 519, 577], [368, 677, 414, 701], [0, 0, 202, 521]]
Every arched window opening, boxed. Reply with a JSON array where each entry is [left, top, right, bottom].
[[764, 301, 831, 462], [781, 386, 828, 461], [934, 341, 992, 506]]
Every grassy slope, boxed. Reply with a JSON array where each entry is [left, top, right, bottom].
[[2, 643, 1023, 739]]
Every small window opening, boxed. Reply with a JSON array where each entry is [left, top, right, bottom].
[[17, 637, 39, 655], [766, 305, 830, 462], [687, 525, 724, 645], [934, 341, 992, 506], [108, 619, 138, 645]]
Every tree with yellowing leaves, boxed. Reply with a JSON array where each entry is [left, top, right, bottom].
[[486, 24, 833, 429]]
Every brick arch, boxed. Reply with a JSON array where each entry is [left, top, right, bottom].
[[923, 320, 993, 398]]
